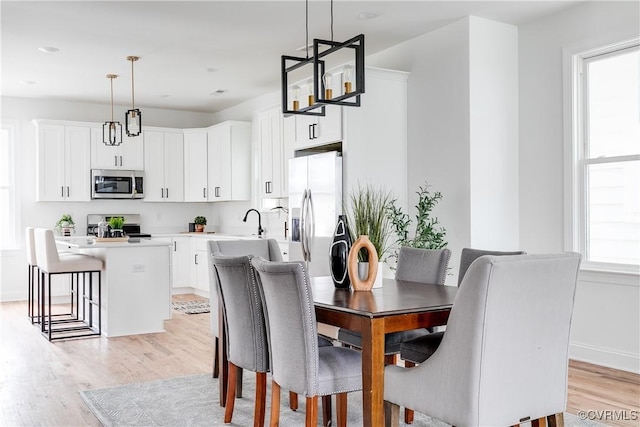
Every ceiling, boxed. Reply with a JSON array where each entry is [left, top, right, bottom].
[[1, 1, 581, 114]]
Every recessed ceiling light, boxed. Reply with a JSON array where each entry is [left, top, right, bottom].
[[209, 89, 228, 96], [20, 80, 36, 85], [356, 11, 379, 20], [204, 67, 218, 73], [38, 46, 59, 53], [159, 94, 170, 98]]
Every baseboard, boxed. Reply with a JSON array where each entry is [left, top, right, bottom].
[[570, 341, 640, 374]]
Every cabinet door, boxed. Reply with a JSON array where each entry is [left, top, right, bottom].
[[183, 131, 209, 202], [293, 77, 343, 149], [207, 124, 230, 201], [172, 237, 191, 288], [37, 124, 66, 201], [195, 249, 209, 292], [143, 131, 166, 202], [64, 126, 91, 201], [91, 127, 123, 169], [120, 133, 144, 170], [163, 132, 184, 202], [259, 107, 284, 198]]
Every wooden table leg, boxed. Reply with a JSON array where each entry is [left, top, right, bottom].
[[218, 305, 228, 407], [360, 317, 386, 427]]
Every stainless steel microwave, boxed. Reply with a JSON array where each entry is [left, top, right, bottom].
[[91, 169, 144, 199]]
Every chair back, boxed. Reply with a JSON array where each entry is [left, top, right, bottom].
[[395, 247, 451, 285], [415, 253, 581, 426], [212, 254, 269, 373], [251, 257, 320, 396], [33, 229, 61, 273], [207, 238, 282, 338], [458, 247, 526, 286], [26, 227, 37, 266]]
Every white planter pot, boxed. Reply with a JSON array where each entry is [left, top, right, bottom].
[[358, 262, 384, 289]]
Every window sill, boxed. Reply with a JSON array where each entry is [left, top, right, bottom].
[[579, 265, 639, 288]]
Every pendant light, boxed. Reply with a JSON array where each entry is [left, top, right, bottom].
[[281, 0, 365, 117], [125, 56, 142, 137], [103, 74, 123, 146]]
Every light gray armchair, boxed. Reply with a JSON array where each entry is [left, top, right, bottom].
[[252, 257, 362, 427], [337, 247, 451, 361], [384, 253, 581, 427]]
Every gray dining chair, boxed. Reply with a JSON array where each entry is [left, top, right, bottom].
[[384, 253, 581, 427], [211, 254, 269, 426], [337, 247, 451, 362], [251, 257, 362, 427], [400, 247, 525, 423]]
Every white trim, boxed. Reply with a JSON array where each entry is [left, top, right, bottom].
[[570, 341, 640, 374], [579, 268, 640, 288]]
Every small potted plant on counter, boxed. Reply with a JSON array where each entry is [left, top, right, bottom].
[[194, 216, 207, 232], [55, 213, 75, 236], [108, 216, 125, 238]]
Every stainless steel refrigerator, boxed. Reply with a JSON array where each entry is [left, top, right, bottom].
[[289, 151, 343, 277]]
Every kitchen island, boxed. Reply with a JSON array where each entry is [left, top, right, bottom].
[[56, 237, 171, 337]]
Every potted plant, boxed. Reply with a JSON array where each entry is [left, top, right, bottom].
[[108, 216, 125, 238], [386, 182, 448, 268], [194, 216, 207, 232], [55, 213, 75, 236], [345, 184, 393, 289]]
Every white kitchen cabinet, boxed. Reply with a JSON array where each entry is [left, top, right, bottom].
[[258, 106, 286, 198], [193, 238, 210, 294], [183, 130, 209, 202], [278, 241, 289, 261], [207, 121, 251, 202], [155, 236, 191, 289], [144, 129, 184, 202], [90, 129, 144, 170], [35, 120, 91, 202]]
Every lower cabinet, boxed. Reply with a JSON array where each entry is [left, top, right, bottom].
[[154, 237, 191, 289], [193, 238, 210, 294]]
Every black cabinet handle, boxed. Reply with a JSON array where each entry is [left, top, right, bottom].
[[161, 188, 164, 198], [166, 188, 169, 198], [114, 156, 118, 167], [203, 188, 206, 198], [61, 186, 64, 197], [308, 124, 313, 140], [174, 241, 177, 252], [194, 253, 198, 265], [67, 186, 70, 197]]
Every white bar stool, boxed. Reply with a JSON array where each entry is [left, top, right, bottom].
[[34, 228, 103, 341], [26, 227, 39, 324]]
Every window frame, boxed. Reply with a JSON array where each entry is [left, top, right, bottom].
[[0, 118, 21, 252], [564, 38, 640, 275]]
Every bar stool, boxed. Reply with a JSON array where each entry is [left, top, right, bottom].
[[34, 228, 103, 341], [26, 227, 39, 324]]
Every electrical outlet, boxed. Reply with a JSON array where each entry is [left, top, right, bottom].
[[132, 264, 145, 273]]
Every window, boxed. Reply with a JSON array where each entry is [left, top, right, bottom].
[[569, 40, 640, 272], [0, 121, 18, 250]]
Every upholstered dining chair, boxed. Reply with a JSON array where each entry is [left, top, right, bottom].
[[211, 254, 269, 426], [337, 246, 451, 362], [251, 257, 362, 427], [384, 253, 581, 427]]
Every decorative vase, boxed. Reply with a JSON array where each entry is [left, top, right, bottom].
[[110, 229, 124, 238], [348, 235, 379, 292], [330, 215, 352, 289], [195, 224, 204, 232]]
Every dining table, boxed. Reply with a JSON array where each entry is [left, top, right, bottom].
[[312, 275, 457, 427]]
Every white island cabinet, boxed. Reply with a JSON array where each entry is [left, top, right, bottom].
[[56, 238, 172, 337]]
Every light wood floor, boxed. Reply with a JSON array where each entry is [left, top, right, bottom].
[[1, 295, 638, 426]]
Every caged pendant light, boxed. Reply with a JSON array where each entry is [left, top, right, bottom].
[[103, 74, 123, 146], [125, 56, 142, 137], [281, 0, 365, 117]]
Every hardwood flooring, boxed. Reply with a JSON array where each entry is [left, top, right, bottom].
[[1, 295, 638, 426]]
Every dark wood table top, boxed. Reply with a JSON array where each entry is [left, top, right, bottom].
[[311, 276, 457, 317]]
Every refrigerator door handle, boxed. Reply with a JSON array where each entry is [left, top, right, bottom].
[[300, 189, 308, 261], [306, 189, 316, 262]]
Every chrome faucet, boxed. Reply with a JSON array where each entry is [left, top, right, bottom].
[[243, 209, 264, 237]]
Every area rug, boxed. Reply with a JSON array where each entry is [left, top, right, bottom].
[[171, 301, 210, 314], [79, 374, 606, 427]]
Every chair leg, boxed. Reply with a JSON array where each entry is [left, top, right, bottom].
[[305, 396, 318, 427], [384, 401, 400, 427], [384, 354, 398, 365], [224, 362, 237, 423], [213, 337, 219, 378], [532, 417, 547, 427], [289, 391, 298, 411], [270, 381, 281, 427], [255, 372, 267, 427], [237, 368, 243, 398], [322, 395, 332, 427], [336, 392, 347, 427], [403, 361, 416, 424], [547, 413, 564, 427]]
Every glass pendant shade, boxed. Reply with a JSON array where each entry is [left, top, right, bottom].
[[125, 108, 141, 137]]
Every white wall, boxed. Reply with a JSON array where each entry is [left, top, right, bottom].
[[519, 1, 640, 372]]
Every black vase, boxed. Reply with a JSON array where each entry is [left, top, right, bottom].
[[330, 215, 352, 289]]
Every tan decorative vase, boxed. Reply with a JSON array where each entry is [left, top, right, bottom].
[[195, 224, 204, 232], [348, 235, 379, 292]]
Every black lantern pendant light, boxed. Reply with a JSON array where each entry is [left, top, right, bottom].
[[125, 55, 142, 137], [103, 74, 123, 146], [281, 0, 365, 117]]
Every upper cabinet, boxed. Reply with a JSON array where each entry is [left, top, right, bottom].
[[258, 106, 286, 199], [183, 121, 251, 202], [90, 130, 144, 170], [144, 129, 184, 202], [207, 121, 251, 202], [34, 120, 91, 202]]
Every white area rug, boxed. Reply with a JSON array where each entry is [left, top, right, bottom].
[[171, 301, 210, 314], [79, 374, 605, 426]]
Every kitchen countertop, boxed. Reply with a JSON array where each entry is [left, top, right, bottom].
[[151, 233, 289, 245], [56, 236, 171, 249]]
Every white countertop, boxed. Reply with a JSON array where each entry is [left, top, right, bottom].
[[56, 236, 171, 249], [151, 233, 289, 245]]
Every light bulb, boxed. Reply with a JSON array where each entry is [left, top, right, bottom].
[[323, 72, 333, 100], [343, 64, 354, 94], [292, 85, 301, 111], [306, 78, 315, 106]]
